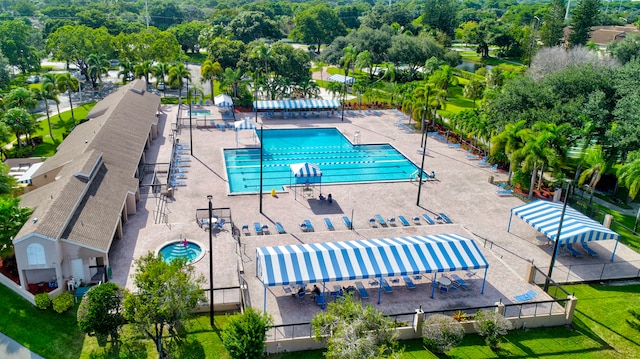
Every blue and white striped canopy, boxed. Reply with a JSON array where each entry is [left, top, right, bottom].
[[254, 99, 341, 110], [290, 162, 321, 178], [214, 94, 233, 107], [256, 234, 488, 286], [234, 119, 257, 130], [510, 200, 619, 243], [327, 74, 355, 84]]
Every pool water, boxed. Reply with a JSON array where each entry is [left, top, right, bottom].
[[189, 109, 212, 117], [224, 128, 419, 193], [158, 241, 203, 263]]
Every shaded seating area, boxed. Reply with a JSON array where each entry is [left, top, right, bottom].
[[508, 200, 620, 261], [255, 233, 490, 310]]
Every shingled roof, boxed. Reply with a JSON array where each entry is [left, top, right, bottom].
[[16, 80, 160, 251]]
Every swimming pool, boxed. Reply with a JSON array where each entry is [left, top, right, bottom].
[[224, 128, 419, 193], [189, 109, 211, 117], [158, 241, 204, 263]]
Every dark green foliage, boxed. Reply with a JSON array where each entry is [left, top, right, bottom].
[[569, 0, 601, 46], [77, 282, 125, 346], [221, 308, 273, 359]]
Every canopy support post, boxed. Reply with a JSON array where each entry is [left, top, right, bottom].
[[611, 238, 619, 262], [431, 273, 437, 299], [507, 211, 513, 232], [377, 278, 382, 305], [481, 269, 487, 294], [263, 285, 267, 313]]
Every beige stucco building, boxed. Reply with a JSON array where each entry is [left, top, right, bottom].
[[12, 80, 161, 298]]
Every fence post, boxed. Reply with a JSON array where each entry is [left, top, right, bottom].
[[413, 307, 424, 334], [565, 295, 578, 323], [495, 301, 505, 316], [524, 263, 536, 283]]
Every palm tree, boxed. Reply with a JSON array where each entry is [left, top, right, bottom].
[[42, 73, 61, 119], [5, 87, 37, 111], [87, 53, 110, 89], [491, 120, 528, 184], [200, 59, 223, 101], [37, 82, 56, 139], [167, 62, 191, 102], [339, 44, 358, 106], [618, 150, 640, 200], [219, 67, 243, 99], [55, 73, 79, 124], [578, 145, 609, 203], [135, 60, 154, 88], [463, 80, 486, 107], [118, 61, 135, 84], [430, 65, 459, 97], [3, 108, 36, 148]]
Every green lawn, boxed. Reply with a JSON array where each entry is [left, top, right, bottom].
[[0, 274, 638, 358], [31, 103, 96, 157]]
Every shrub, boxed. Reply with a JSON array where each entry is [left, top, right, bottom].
[[473, 310, 512, 350], [222, 308, 273, 359], [34, 293, 51, 310], [422, 314, 464, 354], [52, 292, 74, 314]]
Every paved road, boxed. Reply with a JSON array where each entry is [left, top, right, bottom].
[[0, 333, 44, 359]]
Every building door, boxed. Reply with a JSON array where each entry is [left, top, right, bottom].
[[71, 258, 84, 283]]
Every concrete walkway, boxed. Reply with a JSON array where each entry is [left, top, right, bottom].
[[0, 333, 44, 359]]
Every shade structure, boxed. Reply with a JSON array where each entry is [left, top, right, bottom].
[[290, 162, 322, 178], [214, 94, 233, 107], [253, 99, 341, 111], [290, 162, 322, 198], [508, 200, 620, 260], [327, 74, 355, 84], [234, 119, 257, 146], [255, 234, 489, 309]]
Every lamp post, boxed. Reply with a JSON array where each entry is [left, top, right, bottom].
[[416, 119, 429, 206], [259, 124, 264, 213], [207, 195, 214, 326], [544, 180, 571, 292], [341, 78, 346, 122], [187, 65, 193, 156]]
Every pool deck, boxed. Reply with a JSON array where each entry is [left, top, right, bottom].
[[108, 105, 640, 326]]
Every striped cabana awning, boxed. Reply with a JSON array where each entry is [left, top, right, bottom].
[[253, 99, 341, 111], [255, 234, 489, 308], [327, 74, 355, 84], [290, 162, 321, 177], [508, 200, 620, 260]]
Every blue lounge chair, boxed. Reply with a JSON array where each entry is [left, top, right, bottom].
[[242, 225, 250, 236], [388, 217, 396, 226], [381, 279, 393, 293], [354, 282, 369, 299], [217, 218, 226, 229], [375, 214, 387, 226], [513, 289, 537, 302], [496, 189, 514, 196], [342, 216, 353, 229], [412, 216, 421, 225], [581, 242, 599, 257], [253, 222, 263, 235], [451, 274, 470, 289], [315, 294, 325, 309], [261, 224, 270, 235], [169, 179, 186, 187], [398, 216, 410, 226], [439, 213, 452, 223], [303, 219, 314, 232], [422, 214, 435, 225], [566, 243, 583, 257], [324, 218, 335, 230], [402, 276, 416, 289], [275, 222, 286, 234], [369, 218, 376, 227]]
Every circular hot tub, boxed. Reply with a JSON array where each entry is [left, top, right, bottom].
[[157, 240, 204, 264]]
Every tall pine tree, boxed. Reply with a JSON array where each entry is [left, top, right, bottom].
[[569, 0, 600, 46], [540, 0, 567, 47]]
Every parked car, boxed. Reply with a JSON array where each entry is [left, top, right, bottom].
[[26, 75, 40, 84], [109, 59, 120, 67], [157, 82, 165, 91]]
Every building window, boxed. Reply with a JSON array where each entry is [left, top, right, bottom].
[[26, 243, 46, 265]]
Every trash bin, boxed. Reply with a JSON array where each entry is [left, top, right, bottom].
[[167, 187, 174, 198], [488, 175, 494, 184]]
